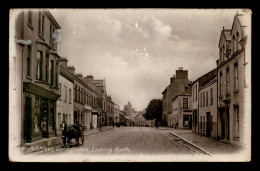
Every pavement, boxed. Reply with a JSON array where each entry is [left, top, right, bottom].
[[170, 128, 244, 155]]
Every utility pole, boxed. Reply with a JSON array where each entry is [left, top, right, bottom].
[[100, 110, 102, 132]]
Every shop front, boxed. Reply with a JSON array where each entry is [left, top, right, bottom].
[[23, 83, 59, 143]]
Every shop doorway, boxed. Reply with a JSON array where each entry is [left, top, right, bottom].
[[40, 98, 48, 138], [206, 112, 212, 137], [24, 96, 32, 143]]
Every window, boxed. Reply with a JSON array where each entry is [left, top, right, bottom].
[[56, 62, 59, 87], [203, 116, 205, 129], [81, 88, 84, 103], [74, 85, 76, 102], [36, 51, 43, 80], [234, 64, 239, 90], [50, 60, 54, 85], [200, 116, 202, 130], [27, 46, 31, 76], [220, 73, 223, 96], [226, 68, 230, 93], [210, 88, 213, 105], [50, 25, 55, 47], [232, 35, 236, 53], [203, 92, 205, 107], [192, 86, 194, 102], [183, 98, 188, 109], [64, 86, 67, 103], [69, 89, 72, 103], [28, 11, 32, 26], [45, 53, 49, 82], [206, 91, 208, 106], [195, 84, 197, 101], [234, 106, 239, 137], [59, 83, 62, 100], [200, 93, 202, 107]]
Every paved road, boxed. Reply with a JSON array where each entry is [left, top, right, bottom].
[[35, 127, 195, 155]]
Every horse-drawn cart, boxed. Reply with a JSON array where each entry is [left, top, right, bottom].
[[63, 124, 85, 146]]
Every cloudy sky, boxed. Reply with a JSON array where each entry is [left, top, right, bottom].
[[50, 9, 239, 111]]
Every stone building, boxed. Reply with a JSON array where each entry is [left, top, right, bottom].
[[11, 10, 62, 147], [198, 76, 217, 138], [106, 95, 114, 126], [56, 57, 74, 137], [170, 88, 192, 129], [119, 110, 127, 126], [73, 73, 86, 127], [81, 75, 102, 129], [191, 68, 217, 134], [91, 78, 107, 127], [114, 104, 120, 126], [162, 67, 191, 126], [216, 13, 250, 145]]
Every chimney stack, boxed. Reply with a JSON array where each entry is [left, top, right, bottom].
[[75, 73, 83, 78], [67, 66, 75, 75], [170, 75, 176, 83], [59, 57, 68, 69], [85, 75, 94, 81], [176, 67, 188, 79]]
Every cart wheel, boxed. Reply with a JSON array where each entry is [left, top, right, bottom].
[[81, 135, 84, 144]]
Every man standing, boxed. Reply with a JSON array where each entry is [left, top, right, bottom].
[[61, 121, 68, 147]]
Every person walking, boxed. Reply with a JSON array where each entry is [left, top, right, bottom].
[[61, 121, 68, 147], [155, 119, 159, 129]]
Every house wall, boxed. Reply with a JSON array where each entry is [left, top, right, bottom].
[[56, 74, 73, 136], [199, 80, 217, 138]]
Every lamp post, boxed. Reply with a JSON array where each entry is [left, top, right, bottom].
[[100, 110, 102, 132]]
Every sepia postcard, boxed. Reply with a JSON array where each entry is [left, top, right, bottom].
[[9, 8, 251, 162]]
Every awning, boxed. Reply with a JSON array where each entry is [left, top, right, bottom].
[[84, 105, 92, 111], [24, 82, 60, 100]]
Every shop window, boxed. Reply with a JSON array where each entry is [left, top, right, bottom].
[[34, 96, 41, 133]]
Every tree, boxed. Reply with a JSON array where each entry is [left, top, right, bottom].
[[143, 99, 162, 121]]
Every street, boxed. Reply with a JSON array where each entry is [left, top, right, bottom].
[[31, 127, 210, 156]]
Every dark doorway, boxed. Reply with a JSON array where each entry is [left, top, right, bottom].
[[24, 96, 32, 143], [206, 112, 212, 137], [189, 115, 192, 129], [220, 110, 226, 140], [74, 111, 78, 124]]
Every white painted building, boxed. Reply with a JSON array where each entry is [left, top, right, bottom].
[[56, 58, 74, 136]]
